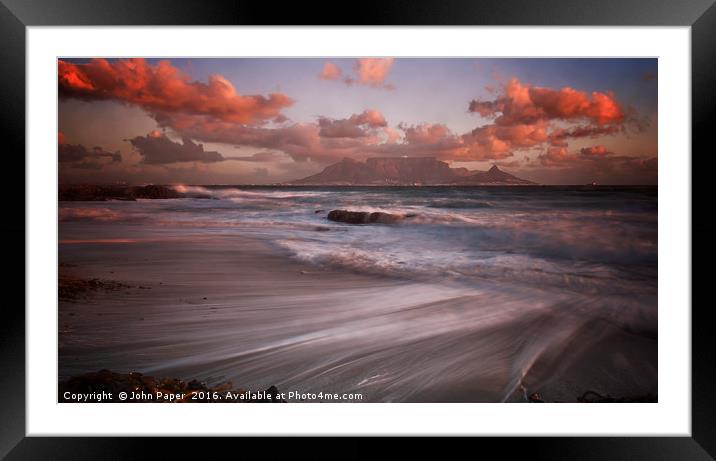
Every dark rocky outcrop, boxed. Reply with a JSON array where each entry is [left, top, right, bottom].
[[291, 157, 535, 185], [59, 185, 132, 201], [131, 185, 182, 199], [59, 184, 183, 201], [327, 209, 403, 224]]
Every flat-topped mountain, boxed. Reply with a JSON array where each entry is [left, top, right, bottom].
[[291, 157, 535, 185]]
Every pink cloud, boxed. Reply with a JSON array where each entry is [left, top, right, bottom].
[[355, 58, 394, 88], [469, 78, 624, 126], [157, 108, 622, 166], [319, 59, 396, 90], [350, 109, 387, 127], [316, 110, 388, 139], [535, 144, 657, 184], [317, 118, 370, 138], [538, 146, 572, 166], [457, 77, 633, 162], [549, 124, 623, 146], [318, 62, 342, 80], [580, 145, 611, 157], [58, 58, 293, 125]]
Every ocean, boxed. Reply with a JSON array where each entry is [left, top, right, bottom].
[[59, 186, 658, 402]]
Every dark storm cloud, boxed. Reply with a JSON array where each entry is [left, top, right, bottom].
[[59, 143, 122, 167], [129, 133, 225, 164]]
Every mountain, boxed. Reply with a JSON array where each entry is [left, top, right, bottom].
[[291, 157, 535, 185], [469, 164, 534, 184]]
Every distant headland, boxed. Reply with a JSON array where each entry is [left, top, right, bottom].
[[289, 157, 536, 186]]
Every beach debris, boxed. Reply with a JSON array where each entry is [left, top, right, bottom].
[[59, 275, 132, 302]]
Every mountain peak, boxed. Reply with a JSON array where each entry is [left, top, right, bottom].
[[488, 164, 501, 173]]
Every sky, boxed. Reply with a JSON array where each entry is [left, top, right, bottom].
[[58, 57, 658, 185]]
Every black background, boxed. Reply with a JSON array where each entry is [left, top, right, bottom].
[[1, 0, 713, 458]]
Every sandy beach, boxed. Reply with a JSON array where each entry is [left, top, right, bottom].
[[59, 212, 657, 403]]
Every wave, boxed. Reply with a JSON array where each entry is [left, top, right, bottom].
[[172, 185, 329, 201], [274, 237, 655, 298], [427, 200, 494, 209]]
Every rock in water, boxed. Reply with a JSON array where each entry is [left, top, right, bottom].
[[368, 212, 402, 224], [131, 185, 181, 199], [327, 209, 402, 224]]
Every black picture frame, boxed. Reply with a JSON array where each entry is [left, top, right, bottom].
[[2, 0, 712, 458]]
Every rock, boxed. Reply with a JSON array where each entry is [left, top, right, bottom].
[[186, 379, 205, 391], [130, 185, 182, 199], [327, 209, 402, 224], [59, 184, 182, 201], [264, 385, 285, 403], [58, 185, 127, 201]]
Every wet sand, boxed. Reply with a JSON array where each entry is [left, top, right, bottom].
[[59, 231, 656, 402]]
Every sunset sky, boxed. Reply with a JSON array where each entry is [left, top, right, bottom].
[[58, 58, 657, 185]]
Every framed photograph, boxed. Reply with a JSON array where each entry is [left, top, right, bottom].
[[4, 0, 712, 457]]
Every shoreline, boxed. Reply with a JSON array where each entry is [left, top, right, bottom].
[[59, 231, 420, 395], [59, 227, 656, 403]]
